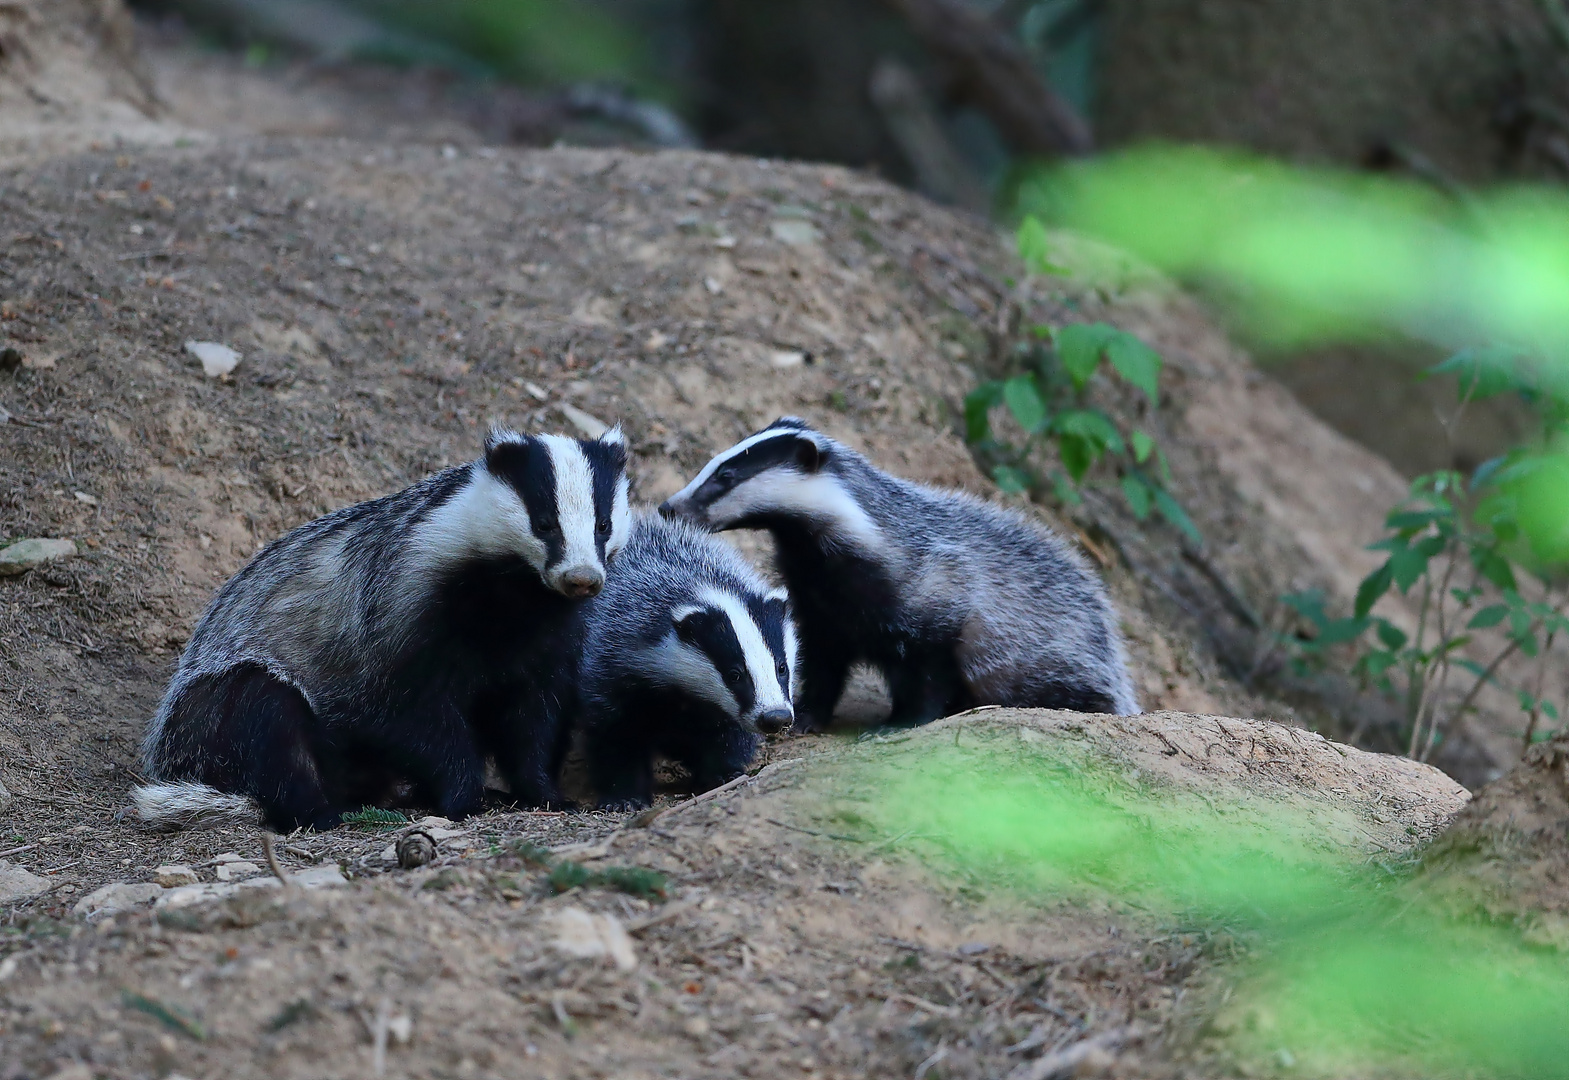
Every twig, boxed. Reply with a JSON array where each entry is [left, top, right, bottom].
[[625, 895, 703, 934], [653, 758, 805, 823], [888, 992, 961, 1018], [261, 831, 295, 891], [764, 818, 865, 842], [0, 844, 37, 859], [371, 996, 391, 1078], [1006, 1025, 1142, 1080]]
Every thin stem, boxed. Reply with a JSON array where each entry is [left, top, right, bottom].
[[1447, 634, 1529, 742], [1405, 577, 1435, 757]]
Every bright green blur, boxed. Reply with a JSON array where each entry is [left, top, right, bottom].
[[1018, 144, 1569, 595], [833, 731, 1569, 1078]]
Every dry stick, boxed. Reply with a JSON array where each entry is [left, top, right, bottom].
[[654, 758, 806, 824], [261, 831, 295, 891], [1419, 545, 1466, 761], [371, 996, 392, 1078]]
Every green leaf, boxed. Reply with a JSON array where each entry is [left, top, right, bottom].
[[963, 381, 1005, 444], [1056, 323, 1117, 390], [1282, 589, 1330, 626], [1545, 701, 1561, 721], [1468, 605, 1509, 629], [1106, 334, 1163, 404], [991, 465, 1031, 494], [1317, 616, 1371, 646], [1016, 216, 1069, 276], [1153, 487, 1203, 546], [1131, 429, 1155, 464], [1058, 433, 1095, 482], [1354, 562, 1394, 619], [1003, 375, 1049, 434], [1385, 509, 1450, 535], [1053, 409, 1126, 454], [1376, 620, 1409, 650], [1121, 474, 1153, 520], [1470, 547, 1518, 592], [1389, 545, 1433, 593], [1426, 345, 1524, 402]]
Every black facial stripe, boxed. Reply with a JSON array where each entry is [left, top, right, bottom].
[[486, 438, 565, 564], [580, 438, 626, 560], [748, 595, 792, 684], [697, 433, 812, 503], [680, 608, 756, 713]]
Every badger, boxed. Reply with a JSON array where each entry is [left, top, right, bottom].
[[568, 512, 797, 810], [660, 417, 1138, 731], [133, 426, 631, 832]]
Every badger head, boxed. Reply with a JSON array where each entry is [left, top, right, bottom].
[[660, 586, 797, 734], [422, 426, 630, 598], [659, 417, 877, 546]]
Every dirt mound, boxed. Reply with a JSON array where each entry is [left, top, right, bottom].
[[1419, 730, 1569, 947], [0, 0, 173, 164], [0, 709, 1464, 1079]]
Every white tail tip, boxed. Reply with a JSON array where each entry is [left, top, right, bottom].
[[132, 781, 262, 830]]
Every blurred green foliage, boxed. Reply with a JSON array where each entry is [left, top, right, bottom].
[[341, 0, 659, 93], [834, 731, 1569, 1078]]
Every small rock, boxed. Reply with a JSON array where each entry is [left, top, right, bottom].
[[0, 860, 49, 902], [769, 350, 806, 369], [154, 865, 199, 888], [682, 1016, 710, 1038], [0, 346, 21, 371], [214, 861, 261, 881], [43, 1065, 93, 1080], [397, 831, 437, 869], [558, 404, 609, 439], [185, 340, 241, 378], [549, 906, 637, 972], [209, 852, 244, 864], [770, 220, 821, 246], [0, 538, 76, 577], [0, 776, 11, 816], [158, 861, 347, 910], [73, 881, 165, 917]]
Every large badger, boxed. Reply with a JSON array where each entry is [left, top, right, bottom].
[[568, 513, 796, 810], [660, 417, 1138, 731], [134, 427, 630, 831]]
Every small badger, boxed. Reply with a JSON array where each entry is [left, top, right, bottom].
[[569, 513, 796, 810], [134, 427, 630, 831], [660, 417, 1138, 730]]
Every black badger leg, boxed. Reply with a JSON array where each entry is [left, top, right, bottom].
[[885, 649, 971, 727], [158, 664, 342, 832], [472, 683, 566, 809], [794, 641, 853, 734]]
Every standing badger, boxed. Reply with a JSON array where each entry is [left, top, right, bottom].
[[660, 417, 1138, 731], [568, 513, 796, 810], [134, 427, 630, 831]]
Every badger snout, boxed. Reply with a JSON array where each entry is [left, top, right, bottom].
[[555, 566, 605, 599], [657, 497, 681, 520], [755, 707, 793, 735]]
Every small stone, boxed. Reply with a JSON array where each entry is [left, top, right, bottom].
[[769, 350, 806, 369], [185, 340, 241, 378], [770, 219, 821, 246], [682, 1015, 710, 1038], [0, 346, 21, 371], [209, 852, 244, 864], [0, 860, 49, 902], [558, 404, 609, 439], [0, 776, 11, 816], [73, 881, 165, 917], [397, 831, 437, 869], [0, 538, 76, 577], [43, 1065, 93, 1080], [214, 861, 261, 881], [154, 865, 199, 888], [549, 906, 638, 972]]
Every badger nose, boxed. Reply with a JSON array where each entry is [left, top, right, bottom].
[[756, 708, 793, 735], [657, 499, 677, 519], [559, 568, 604, 598]]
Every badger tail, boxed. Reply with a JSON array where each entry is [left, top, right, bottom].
[[132, 781, 263, 829]]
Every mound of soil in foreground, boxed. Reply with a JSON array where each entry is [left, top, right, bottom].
[[0, 710, 1465, 1080]]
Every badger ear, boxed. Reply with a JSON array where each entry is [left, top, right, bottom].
[[484, 428, 530, 471], [765, 416, 811, 433], [598, 424, 626, 448], [792, 433, 825, 473], [764, 588, 791, 614]]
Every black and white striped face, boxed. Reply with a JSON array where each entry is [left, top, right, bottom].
[[649, 586, 797, 733], [660, 419, 878, 547], [417, 427, 631, 597]]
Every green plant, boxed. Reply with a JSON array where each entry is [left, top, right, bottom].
[[1284, 349, 1568, 758], [340, 806, 409, 830], [965, 220, 1199, 542]]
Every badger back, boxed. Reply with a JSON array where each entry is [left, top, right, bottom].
[[411, 426, 631, 598]]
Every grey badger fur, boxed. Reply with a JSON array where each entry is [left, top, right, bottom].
[[134, 426, 631, 831], [567, 513, 797, 810], [660, 417, 1138, 730]]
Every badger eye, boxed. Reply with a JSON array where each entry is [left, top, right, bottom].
[[536, 518, 561, 536], [776, 661, 789, 680], [726, 667, 745, 685], [595, 519, 613, 536]]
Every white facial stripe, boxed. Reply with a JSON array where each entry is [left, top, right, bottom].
[[708, 472, 882, 552], [606, 476, 631, 557], [639, 638, 739, 717], [411, 465, 545, 570], [669, 428, 804, 503], [784, 617, 799, 692], [540, 434, 602, 578], [701, 587, 790, 714]]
